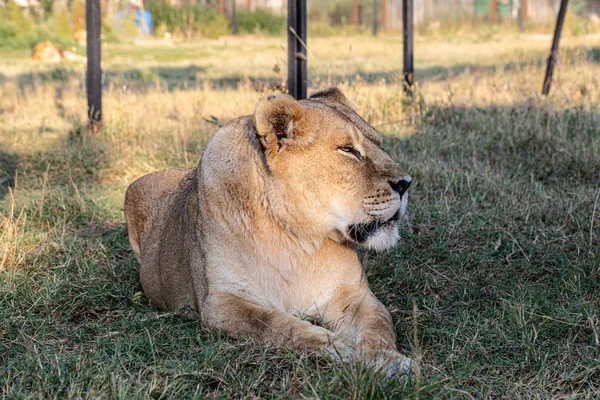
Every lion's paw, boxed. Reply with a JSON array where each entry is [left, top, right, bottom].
[[320, 338, 355, 363], [368, 350, 416, 380]]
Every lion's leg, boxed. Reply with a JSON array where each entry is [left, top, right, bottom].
[[327, 288, 414, 377], [200, 292, 337, 350]]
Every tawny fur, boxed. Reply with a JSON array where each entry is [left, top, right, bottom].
[[124, 87, 413, 376], [32, 41, 85, 63]]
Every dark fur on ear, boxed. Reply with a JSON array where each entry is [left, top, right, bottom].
[[253, 94, 308, 154], [308, 86, 354, 109]]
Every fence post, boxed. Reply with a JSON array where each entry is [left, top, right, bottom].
[[542, 0, 569, 95], [373, 0, 378, 36], [232, 0, 237, 34], [403, 0, 414, 95], [86, 0, 102, 133], [381, 0, 387, 32], [518, 1, 524, 32], [287, 0, 307, 100]]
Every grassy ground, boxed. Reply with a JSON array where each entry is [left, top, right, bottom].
[[1, 34, 599, 398]]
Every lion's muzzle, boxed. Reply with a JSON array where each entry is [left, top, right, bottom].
[[389, 176, 412, 197]]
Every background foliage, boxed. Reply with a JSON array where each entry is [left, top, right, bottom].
[[2, 0, 599, 50]]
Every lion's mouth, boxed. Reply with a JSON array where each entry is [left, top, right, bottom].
[[348, 210, 400, 243]]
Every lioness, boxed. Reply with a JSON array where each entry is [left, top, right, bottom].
[[32, 41, 85, 63], [125, 87, 413, 376]]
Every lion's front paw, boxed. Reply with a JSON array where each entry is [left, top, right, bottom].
[[293, 322, 334, 350], [320, 337, 355, 363], [367, 350, 416, 380]]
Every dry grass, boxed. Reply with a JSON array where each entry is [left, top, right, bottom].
[[1, 34, 599, 398]]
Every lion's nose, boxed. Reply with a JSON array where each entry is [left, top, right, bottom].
[[389, 176, 411, 197]]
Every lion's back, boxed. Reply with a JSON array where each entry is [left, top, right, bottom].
[[124, 168, 194, 259]]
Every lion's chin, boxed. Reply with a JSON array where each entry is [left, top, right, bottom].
[[363, 221, 400, 252], [346, 211, 401, 252]]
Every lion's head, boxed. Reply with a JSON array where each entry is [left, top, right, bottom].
[[253, 87, 411, 252]]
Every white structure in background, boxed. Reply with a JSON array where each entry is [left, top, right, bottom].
[[11, 0, 39, 7], [247, 0, 285, 12]]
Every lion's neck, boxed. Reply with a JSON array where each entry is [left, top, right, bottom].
[[252, 209, 324, 257]]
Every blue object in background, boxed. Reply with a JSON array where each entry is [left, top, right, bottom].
[[135, 10, 153, 35], [114, 10, 153, 36]]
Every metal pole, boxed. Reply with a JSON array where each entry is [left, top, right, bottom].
[[402, 0, 414, 94], [542, 0, 569, 95], [86, 0, 102, 133], [382, 0, 387, 32], [232, 0, 237, 35], [373, 0, 378, 36], [518, 0, 524, 32], [287, 0, 307, 100]]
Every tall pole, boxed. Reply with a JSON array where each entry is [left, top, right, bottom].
[[491, 0, 497, 24], [518, 0, 524, 32], [287, 0, 307, 100], [232, 0, 237, 34], [86, 0, 102, 133], [381, 0, 387, 32], [542, 0, 569, 95], [403, 0, 414, 94], [373, 0, 378, 36], [353, 0, 359, 28]]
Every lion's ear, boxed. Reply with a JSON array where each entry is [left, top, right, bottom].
[[308, 86, 354, 109], [253, 94, 306, 151]]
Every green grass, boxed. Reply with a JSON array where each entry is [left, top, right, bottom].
[[1, 34, 600, 398]]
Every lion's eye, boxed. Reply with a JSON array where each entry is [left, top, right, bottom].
[[338, 146, 363, 161]]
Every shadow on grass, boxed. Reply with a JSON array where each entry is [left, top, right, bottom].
[[4, 45, 599, 96], [12, 64, 209, 94], [586, 47, 600, 63], [0, 151, 18, 201], [10, 62, 522, 93], [0, 55, 559, 94]]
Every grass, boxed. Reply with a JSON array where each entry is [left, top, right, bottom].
[[1, 33, 600, 398]]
